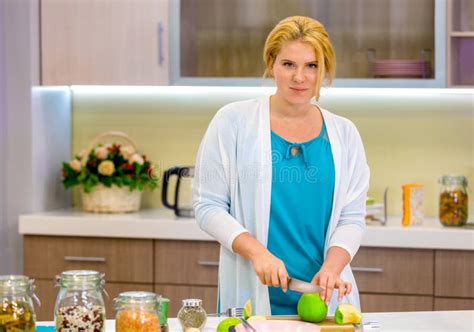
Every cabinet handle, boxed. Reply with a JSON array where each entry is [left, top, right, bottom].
[[352, 267, 384, 273], [198, 260, 219, 267], [64, 256, 106, 263], [158, 22, 164, 66]]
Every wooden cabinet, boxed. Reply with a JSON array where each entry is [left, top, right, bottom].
[[434, 297, 474, 310], [41, 0, 169, 85], [360, 294, 434, 313]]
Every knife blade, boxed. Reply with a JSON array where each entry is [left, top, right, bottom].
[[287, 277, 325, 294]]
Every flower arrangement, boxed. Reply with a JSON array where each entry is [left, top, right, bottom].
[[62, 143, 158, 193]]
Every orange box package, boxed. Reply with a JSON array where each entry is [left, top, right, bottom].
[[402, 184, 424, 226]]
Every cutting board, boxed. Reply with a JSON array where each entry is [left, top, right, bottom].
[[266, 315, 356, 331]]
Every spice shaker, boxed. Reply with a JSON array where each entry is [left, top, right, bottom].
[[54, 270, 106, 331], [0, 275, 37, 331], [439, 175, 469, 226], [177, 298, 207, 331], [114, 291, 162, 332]]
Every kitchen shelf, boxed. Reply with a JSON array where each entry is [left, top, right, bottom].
[[450, 31, 474, 37]]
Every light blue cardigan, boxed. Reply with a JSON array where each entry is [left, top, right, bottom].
[[193, 96, 370, 315]]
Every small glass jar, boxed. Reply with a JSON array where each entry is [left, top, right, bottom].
[[0, 275, 37, 331], [439, 175, 469, 226], [177, 299, 207, 331], [114, 291, 161, 332], [54, 270, 106, 331]]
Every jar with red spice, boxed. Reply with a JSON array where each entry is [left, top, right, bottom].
[[114, 291, 162, 332]]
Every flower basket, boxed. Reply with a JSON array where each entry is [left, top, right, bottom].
[[62, 131, 158, 213]]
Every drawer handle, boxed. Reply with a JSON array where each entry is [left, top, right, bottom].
[[352, 267, 384, 273], [64, 256, 106, 263], [198, 260, 219, 267]]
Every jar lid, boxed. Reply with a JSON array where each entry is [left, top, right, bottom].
[[0, 275, 34, 295], [182, 298, 202, 307], [114, 291, 161, 310], [440, 175, 468, 186], [56, 270, 104, 289]]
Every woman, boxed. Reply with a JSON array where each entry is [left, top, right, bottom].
[[193, 16, 369, 316]]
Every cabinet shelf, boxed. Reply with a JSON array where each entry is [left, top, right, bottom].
[[450, 31, 474, 37]]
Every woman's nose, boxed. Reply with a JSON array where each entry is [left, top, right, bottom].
[[293, 68, 305, 82]]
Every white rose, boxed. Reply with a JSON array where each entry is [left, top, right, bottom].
[[120, 145, 135, 160], [95, 147, 108, 160], [98, 160, 115, 176], [70, 159, 82, 172], [129, 153, 144, 165]]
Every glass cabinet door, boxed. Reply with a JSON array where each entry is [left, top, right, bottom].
[[171, 0, 445, 87]]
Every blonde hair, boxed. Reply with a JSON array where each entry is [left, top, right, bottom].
[[263, 16, 336, 100]]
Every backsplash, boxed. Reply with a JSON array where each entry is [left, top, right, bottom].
[[71, 87, 474, 220]]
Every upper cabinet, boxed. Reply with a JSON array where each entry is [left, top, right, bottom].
[[171, 0, 446, 87], [41, 0, 169, 85], [446, 0, 474, 87]]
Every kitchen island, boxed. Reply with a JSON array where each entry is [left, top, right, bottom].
[[36, 310, 474, 331]]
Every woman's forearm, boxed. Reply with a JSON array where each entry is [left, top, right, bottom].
[[320, 246, 351, 275], [232, 232, 267, 259]]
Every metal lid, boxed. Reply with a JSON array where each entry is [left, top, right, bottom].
[[114, 291, 161, 310], [182, 298, 202, 307], [440, 175, 468, 186], [0, 275, 34, 295]]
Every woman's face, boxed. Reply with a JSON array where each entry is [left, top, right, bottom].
[[271, 40, 319, 106]]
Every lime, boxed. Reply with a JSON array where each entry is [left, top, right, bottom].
[[216, 317, 241, 332], [243, 299, 252, 319], [366, 197, 376, 205], [335, 303, 362, 324], [297, 293, 328, 323]]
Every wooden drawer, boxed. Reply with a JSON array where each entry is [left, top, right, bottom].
[[24, 235, 153, 283], [360, 293, 433, 312], [34, 279, 153, 321], [154, 284, 218, 317], [435, 250, 474, 298], [351, 247, 434, 295], [155, 240, 219, 286], [434, 297, 474, 310]]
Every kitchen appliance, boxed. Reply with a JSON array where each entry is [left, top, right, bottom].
[[162, 166, 195, 218]]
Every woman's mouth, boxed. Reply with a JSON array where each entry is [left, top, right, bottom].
[[290, 87, 308, 93]]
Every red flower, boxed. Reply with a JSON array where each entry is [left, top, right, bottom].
[[122, 163, 134, 172]]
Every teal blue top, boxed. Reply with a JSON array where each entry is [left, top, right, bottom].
[[267, 122, 335, 315]]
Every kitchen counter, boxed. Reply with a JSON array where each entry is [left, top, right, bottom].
[[19, 208, 474, 250], [36, 310, 474, 331]]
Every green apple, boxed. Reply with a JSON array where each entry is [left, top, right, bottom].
[[297, 293, 328, 323]]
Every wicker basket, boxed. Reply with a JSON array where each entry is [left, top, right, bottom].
[[80, 131, 142, 213]]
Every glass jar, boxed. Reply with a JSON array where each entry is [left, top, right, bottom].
[[54, 270, 106, 331], [439, 175, 469, 226], [177, 299, 207, 331], [0, 275, 37, 331], [114, 291, 161, 332]]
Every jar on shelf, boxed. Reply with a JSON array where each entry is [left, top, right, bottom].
[[54, 270, 106, 331], [0, 275, 37, 331], [114, 291, 162, 332], [439, 175, 469, 226], [177, 298, 207, 331]]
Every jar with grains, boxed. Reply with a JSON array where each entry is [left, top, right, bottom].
[[177, 299, 207, 331], [114, 291, 162, 332], [0, 275, 37, 332], [54, 270, 106, 332], [439, 175, 469, 226]]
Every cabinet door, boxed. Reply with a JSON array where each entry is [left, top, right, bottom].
[[154, 284, 218, 317], [34, 279, 153, 321], [435, 250, 474, 298], [434, 297, 474, 310], [41, 0, 169, 85], [360, 293, 433, 312]]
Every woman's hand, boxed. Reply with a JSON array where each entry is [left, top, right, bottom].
[[312, 269, 352, 304], [249, 249, 289, 291]]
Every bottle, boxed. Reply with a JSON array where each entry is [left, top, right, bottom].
[[54, 270, 106, 331], [0, 275, 37, 331], [177, 299, 207, 331], [114, 291, 162, 332], [439, 175, 469, 226]]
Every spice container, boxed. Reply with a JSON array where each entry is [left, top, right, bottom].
[[0, 275, 37, 331], [439, 175, 469, 226], [54, 270, 106, 331], [114, 291, 161, 332], [402, 183, 424, 226], [177, 299, 207, 331]]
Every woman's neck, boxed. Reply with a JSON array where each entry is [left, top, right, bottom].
[[270, 94, 316, 120]]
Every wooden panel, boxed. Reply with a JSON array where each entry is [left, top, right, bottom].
[[155, 240, 219, 286], [360, 293, 433, 312], [34, 279, 153, 321], [434, 297, 474, 310], [435, 250, 474, 298], [154, 284, 218, 317], [351, 247, 434, 295], [41, 0, 168, 85], [24, 235, 153, 283]]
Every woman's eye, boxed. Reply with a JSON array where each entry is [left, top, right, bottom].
[[308, 63, 318, 69], [283, 62, 294, 67]]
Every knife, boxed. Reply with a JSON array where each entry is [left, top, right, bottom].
[[287, 277, 325, 294]]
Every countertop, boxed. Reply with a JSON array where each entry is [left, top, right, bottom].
[[19, 208, 474, 250], [36, 310, 474, 332]]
